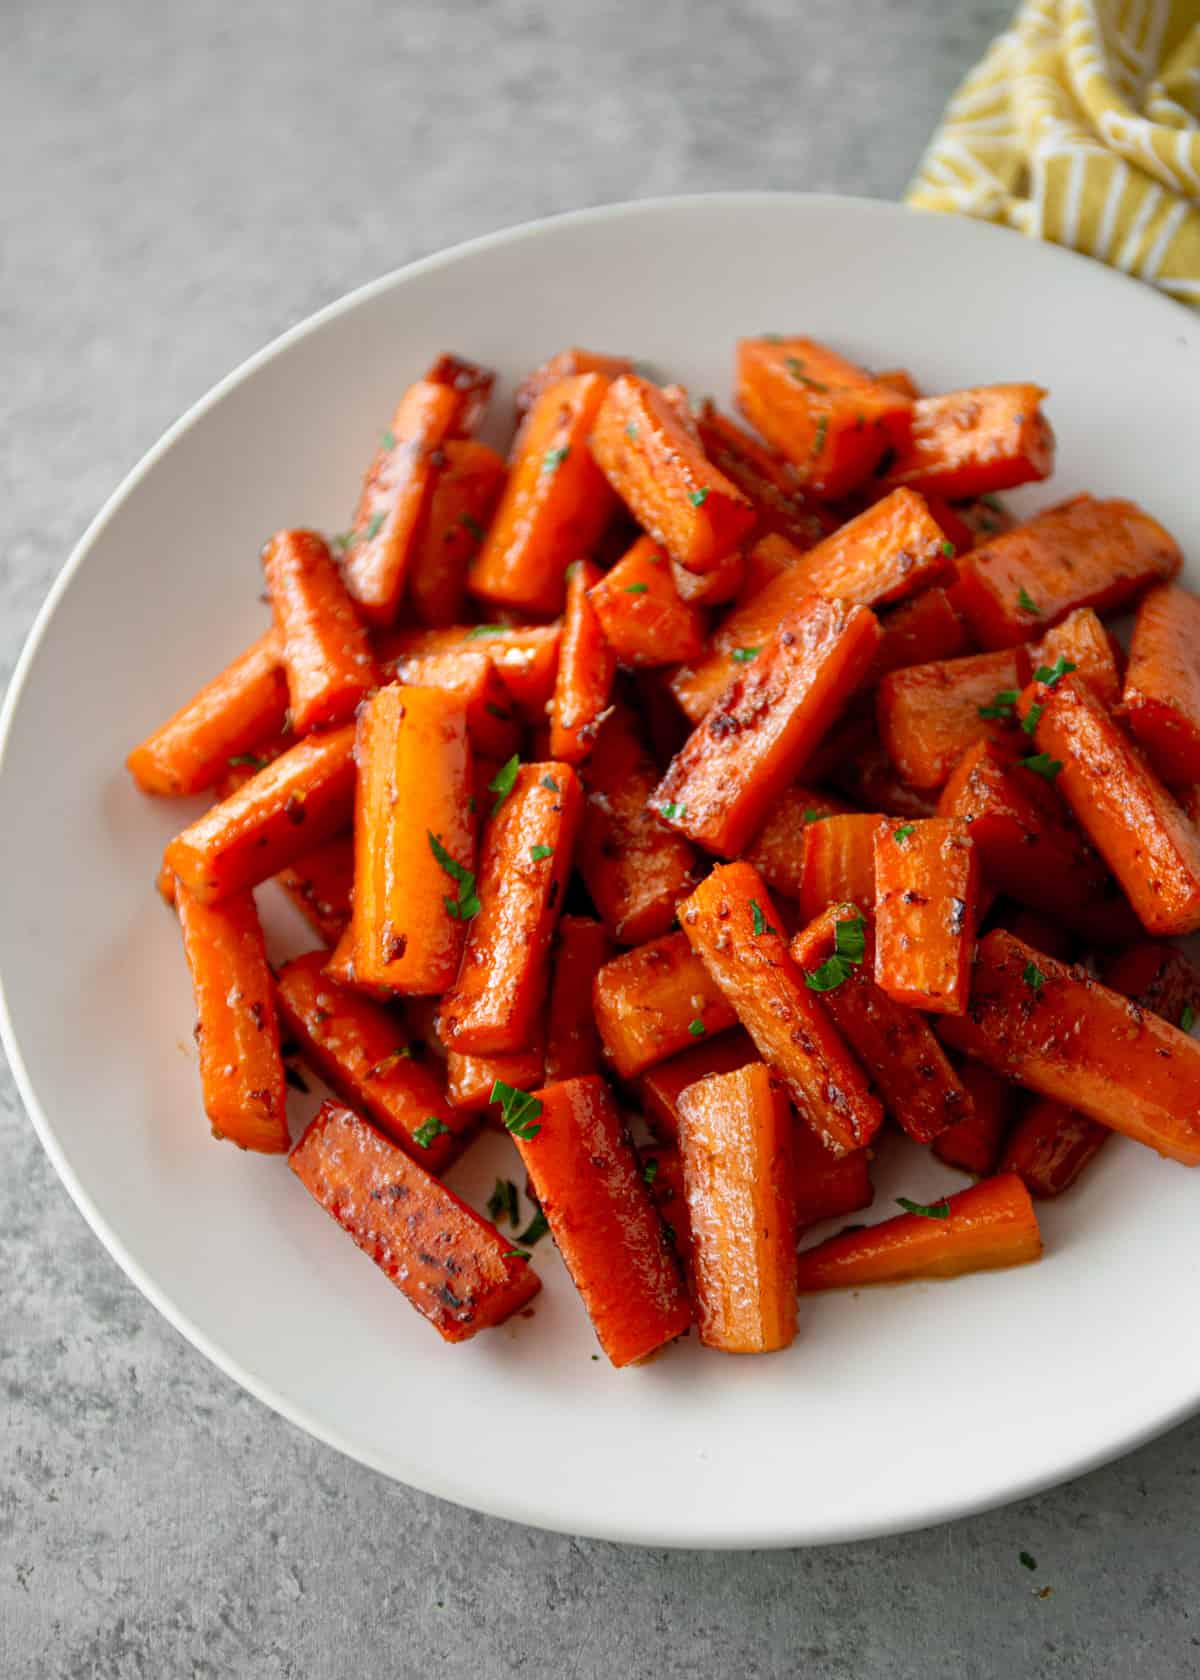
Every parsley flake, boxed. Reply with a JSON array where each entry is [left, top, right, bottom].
[[1017, 586, 1042, 616], [940, 539, 956, 558], [488, 753, 520, 814], [489, 1079, 542, 1140], [1020, 1551, 1037, 1572], [689, 489, 710, 508], [642, 1157, 660, 1187], [893, 824, 915, 844], [803, 808, 829, 824], [750, 899, 770, 937], [516, 1208, 550, 1245], [811, 415, 829, 457], [226, 752, 270, 770], [381, 427, 397, 450], [978, 688, 1020, 721], [1032, 657, 1076, 689], [660, 800, 686, 821], [364, 1047, 413, 1080], [731, 646, 761, 663], [541, 774, 560, 792], [503, 1248, 532, 1261], [624, 582, 649, 594], [1181, 1005, 1196, 1034], [687, 1018, 706, 1038], [413, 1116, 450, 1149], [1022, 703, 1044, 736], [896, 1196, 950, 1220], [542, 446, 569, 474], [530, 843, 553, 862], [804, 915, 866, 992], [465, 624, 505, 638], [1023, 961, 1047, 995], [363, 511, 386, 542], [486, 1178, 520, 1228], [460, 513, 486, 541], [625, 421, 638, 441], [427, 830, 480, 919], [1021, 752, 1063, 781]]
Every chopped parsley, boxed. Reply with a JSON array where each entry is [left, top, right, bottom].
[[381, 427, 397, 450], [940, 539, 956, 558], [541, 774, 560, 792], [624, 582, 649, 594], [804, 914, 866, 992], [489, 1079, 542, 1140], [465, 623, 505, 638], [486, 1177, 520, 1228], [488, 753, 520, 813], [1181, 1005, 1196, 1034], [642, 1157, 660, 1187], [689, 489, 710, 508], [980, 493, 1005, 513], [893, 824, 915, 844], [978, 688, 1020, 721], [1019, 1551, 1037, 1572], [811, 415, 829, 457], [413, 1116, 450, 1149], [687, 1018, 706, 1038], [896, 1196, 950, 1220], [364, 1047, 412, 1079], [1022, 703, 1044, 736], [503, 1248, 532, 1261], [786, 357, 829, 392], [542, 445, 569, 474], [427, 830, 480, 919], [227, 752, 270, 769], [803, 808, 830, 824], [1023, 961, 1047, 995], [363, 511, 386, 542], [731, 646, 761, 663], [625, 421, 638, 441], [660, 800, 687, 821], [750, 899, 770, 937], [1032, 656, 1076, 689], [460, 513, 486, 541], [1017, 586, 1042, 616], [1021, 752, 1063, 781], [516, 1208, 550, 1245], [485, 702, 512, 721], [530, 843, 554, 862]]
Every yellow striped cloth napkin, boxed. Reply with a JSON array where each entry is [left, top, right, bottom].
[[907, 0, 1200, 309]]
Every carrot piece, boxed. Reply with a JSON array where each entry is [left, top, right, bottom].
[[991, 904, 1077, 962], [164, 724, 356, 902], [1019, 607, 1122, 710], [127, 630, 288, 797], [866, 587, 971, 687], [744, 788, 857, 903], [544, 917, 614, 1082], [446, 1034, 545, 1113], [790, 903, 970, 1142], [792, 1122, 874, 1230], [654, 596, 880, 858], [1000, 1098, 1109, 1199], [1121, 583, 1200, 783], [213, 730, 291, 797], [290, 1102, 538, 1339], [1099, 940, 1200, 1030], [635, 1029, 760, 1140], [589, 376, 754, 575], [469, 372, 617, 616], [593, 931, 738, 1080], [873, 818, 979, 1014], [932, 1061, 1014, 1176], [951, 494, 1016, 546], [826, 727, 941, 820], [351, 685, 474, 994], [378, 623, 561, 722], [638, 1144, 695, 1286], [261, 529, 376, 732], [668, 548, 745, 606], [587, 537, 706, 667], [407, 439, 507, 627], [175, 882, 288, 1153], [1028, 672, 1200, 935], [379, 631, 519, 759], [511, 1076, 691, 1366], [878, 385, 1055, 500], [795, 1173, 1041, 1291], [876, 648, 1023, 789], [514, 348, 633, 422], [275, 952, 473, 1171], [783, 812, 885, 921], [323, 921, 396, 1002], [951, 494, 1182, 650], [694, 402, 834, 553], [577, 705, 700, 945], [874, 367, 921, 400], [276, 834, 354, 946], [735, 337, 913, 497], [680, 863, 882, 1153], [676, 1064, 797, 1354], [548, 560, 616, 764]]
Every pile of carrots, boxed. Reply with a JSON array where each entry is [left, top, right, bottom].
[[129, 338, 1200, 1366]]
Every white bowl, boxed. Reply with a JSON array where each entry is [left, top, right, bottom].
[[3, 194, 1199, 1549]]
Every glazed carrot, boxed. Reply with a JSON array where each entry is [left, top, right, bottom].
[[290, 1103, 538, 1340], [865, 587, 971, 687], [668, 547, 745, 606], [794, 1174, 1041, 1292], [938, 930, 1200, 1165], [680, 864, 882, 1154], [878, 385, 1055, 500], [514, 347, 633, 422], [511, 1076, 691, 1366], [275, 952, 473, 1171], [992, 904, 1076, 962], [792, 1121, 874, 1230], [670, 494, 947, 724], [790, 903, 970, 1143], [676, 1063, 797, 1354], [736, 336, 913, 497], [379, 631, 519, 759], [873, 818, 979, 1014], [932, 1061, 1014, 1176], [951, 494, 1181, 650], [876, 647, 1023, 789], [743, 787, 857, 903], [323, 921, 395, 1002], [589, 375, 755, 574], [592, 932, 738, 1080], [261, 529, 376, 732], [1028, 673, 1200, 935], [654, 596, 880, 858], [874, 367, 921, 400], [1018, 607, 1122, 710], [469, 371, 617, 616], [164, 724, 356, 902], [408, 439, 507, 627], [438, 764, 582, 1053], [379, 623, 561, 721], [351, 685, 474, 994], [637, 1145, 694, 1285], [1099, 940, 1200, 1030], [587, 537, 705, 667], [950, 494, 1016, 547], [1000, 1098, 1109, 1199], [544, 917, 614, 1081], [127, 629, 288, 796], [635, 1029, 760, 1140], [577, 705, 700, 944], [276, 834, 355, 946], [694, 401, 833, 552], [549, 560, 616, 764], [445, 1032, 545, 1113], [213, 729, 291, 797], [827, 729, 941, 820], [784, 812, 885, 921], [1121, 583, 1200, 783], [175, 882, 288, 1153]]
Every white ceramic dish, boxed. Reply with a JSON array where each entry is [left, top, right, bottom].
[[2, 194, 1199, 1549]]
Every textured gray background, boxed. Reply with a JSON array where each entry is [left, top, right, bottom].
[[4, 1, 1198, 1675]]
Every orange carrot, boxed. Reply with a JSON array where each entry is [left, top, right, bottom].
[[323, 921, 396, 1002], [213, 730, 291, 797], [736, 336, 913, 497], [668, 547, 745, 606], [469, 371, 617, 616], [510, 1076, 691, 1366], [680, 863, 882, 1154], [276, 834, 355, 946], [949, 494, 1016, 547], [743, 787, 857, 903], [1018, 607, 1122, 710], [1000, 1098, 1109, 1199], [635, 1030, 759, 1140], [1099, 940, 1200, 1030], [782, 812, 885, 921], [548, 560, 616, 764], [275, 952, 474, 1171], [873, 367, 921, 399], [991, 904, 1077, 962], [876, 647, 1024, 789], [865, 587, 972, 687], [873, 818, 979, 1014], [676, 1063, 797, 1354], [351, 685, 474, 994], [445, 1033, 545, 1113], [379, 622, 561, 721], [261, 529, 376, 732], [1121, 583, 1200, 784], [793, 1129, 874, 1233], [514, 348, 633, 422], [587, 536, 706, 666], [544, 917, 614, 1082], [589, 375, 755, 574], [592, 932, 738, 1080], [795, 1174, 1041, 1291], [694, 401, 834, 552], [290, 1102, 538, 1340], [408, 439, 507, 627], [654, 596, 880, 858], [127, 629, 288, 797], [932, 1061, 1014, 1176], [951, 494, 1181, 650], [164, 724, 356, 902], [175, 881, 289, 1153], [879, 384, 1055, 500], [379, 631, 519, 759]]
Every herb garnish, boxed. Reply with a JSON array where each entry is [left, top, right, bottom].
[[227, 752, 270, 769], [381, 428, 397, 450], [365, 1047, 412, 1079], [488, 753, 520, 813], [1181, 1005, 1196, 1034], [731, 646, 761, 663], [750, 899, 770, 937], [804, 915, 866, 992], [530, 844, 553, 862], [541, 774, 560, 792], [363, 511, 385, 542], [624, 582, 649, 594], [427, 830, 480, 919], [687, 1018, 706, 1038], [660, 801, 687, 821], [1017, 586, 1042, 616], [542, 446, 569, 474], [1032, 657, 1076, 689], [940, 539, 956, 558], [896, 1196, 950, 1220], [811, 415, 829, 457], [893, 824, 915, 844], [978, 688, 1020, 720], [1023, 961, 1047, 995], [803, 808, 829, 824], [489, 1080, 542, 1140], [1022, 703, 1044, 736], [516, 1209, 550, 1245], [625, 421, 638, 441], [503, 1248, 532, 1261], [466, 624, 505, 638], [642, 1157, 660, 1187], [1021, 752, 1063, 781], [460, 513, 486, 541], [1019, 1551, 1037, 1572], [689, 489, 710, 508], [413, 1116, 450, 1149], [486, 1177, 520, 1228]]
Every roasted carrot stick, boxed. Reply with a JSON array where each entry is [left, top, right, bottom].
[[792, 1122, 874, 1230], [694, 401, 833, 552], [794, 1174, 1042, 1291], [1018, 607, 1122, 710], [736, 336, 913, 497], [407, 439, 507, 627], [164, 723, 357, 902], [1121, 583, 1200, 784], [592, 932, 738, 1080], [549, 560, 616, 764], [469, 371, 617, 616], [379, 622, 560, 723], [587, 536, 705, 667], [781, 812, 885, 921], [589, 375, 755, 574], [351, 685, 474, 994], [676, 1063, 797, 1354], [951, 494, 1181, 650], [175, 881, 289, 1153], [873, 818, 979, 1014], [1000, 1098, 1109, 1200], [378, 631, 519, 760], [680, 864, 882, 1154], [577, 705, 700, 944], [865, 587, 972, 688], [127, 629, 288, 796], [992, 906, 1077, 963], [276, 834, 355, 946], [668, 547, 745, 606], [514, 348, 633, 422], [878, 384, 1055, 500], [261, 529, 376, 733], [290, 1102, 538, 1339], [1099, 940, 1200, 1030], [790, 903, 970, 1142], [445, 1034, 545, 1113], [743, 787, 857, 903], [510, 1076, 691, 1366], [544, 917, 614, 1082], [932, 1060, 1013, 1176], [634, 1029, 760, 1140], [323, 921, 396, 1002], [654, 596, 880, 858], [275, 952, 473, 1171], [876, 647, 1024, 789]]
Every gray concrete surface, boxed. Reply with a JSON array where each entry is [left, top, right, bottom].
[[4, 1, 1198, 1675]]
